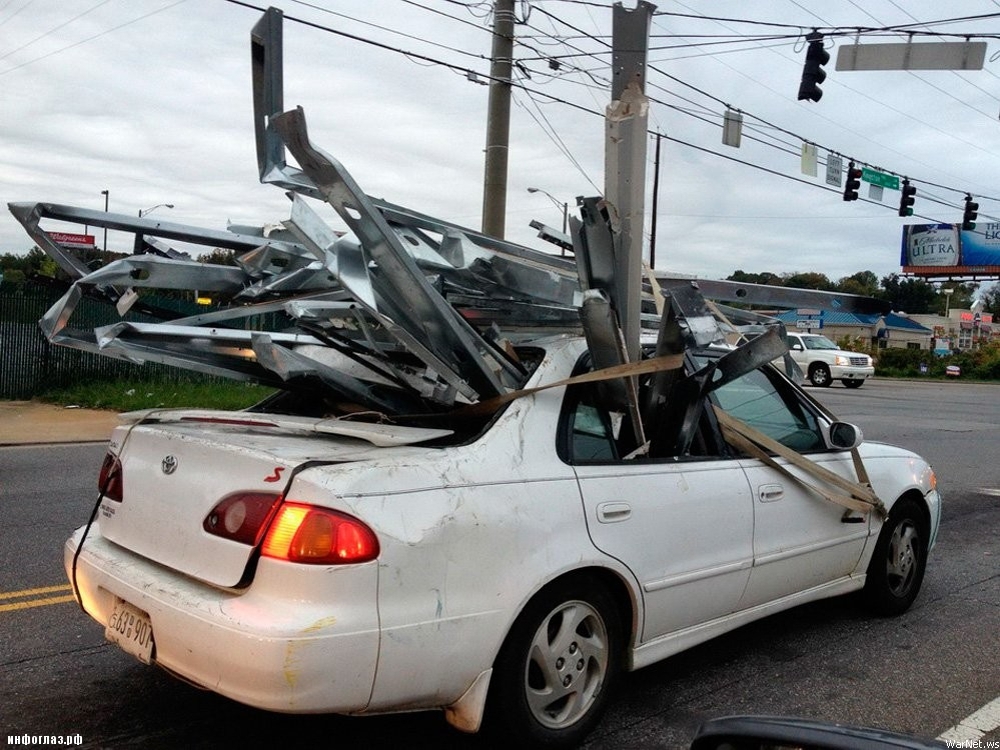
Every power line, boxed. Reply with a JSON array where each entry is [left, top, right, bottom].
[[0, 0, 185, 76], [651, 2, 1000, 194], [842, 0, 1000, 124], [512, 86, 600, 191], [0, 0, 34, 29], [223, 0, 485, 80], [399, 0, 495, 33], [285, 0, 489, 62], [522, 2, 1000, 210], [8, 0, 995, 233], [0, 0, 114, 62], [654, 8, 1000, 35]]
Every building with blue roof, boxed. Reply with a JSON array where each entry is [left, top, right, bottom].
[[771, 310, 933, 350]]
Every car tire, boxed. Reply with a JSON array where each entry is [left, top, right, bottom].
[[863, 498, 928, 616], [809, 364, 832, 387], [485, 578, 622, 749], [843, 379, 864, 388]]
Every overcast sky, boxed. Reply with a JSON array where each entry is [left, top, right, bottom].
[[3, 0, 1000, 285]]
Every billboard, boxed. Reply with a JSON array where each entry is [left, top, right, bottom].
[[900, 223, 1000, 276]]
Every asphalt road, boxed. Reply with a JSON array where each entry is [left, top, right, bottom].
[[0, 379, 997, 749]]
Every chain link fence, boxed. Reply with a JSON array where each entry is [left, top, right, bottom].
[[0, 280, 215, 400]]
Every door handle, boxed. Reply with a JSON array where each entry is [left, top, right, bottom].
[[596, 502, 632, 523], [759, 484, 784, 502]]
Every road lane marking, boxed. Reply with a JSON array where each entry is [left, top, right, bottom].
[[938, 695, 1000, 743], [0, 584, 72, 600], [0, 594, 77, 612], [0, 584, 75, 612]]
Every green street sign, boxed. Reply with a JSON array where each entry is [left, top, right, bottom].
[[861, 168, 900, 191]]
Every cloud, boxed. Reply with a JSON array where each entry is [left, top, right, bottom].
[[2, 0, 998, 287]]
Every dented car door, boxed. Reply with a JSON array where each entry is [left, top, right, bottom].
[[711, 366, 870, 608], [560, 379, 755, 642]]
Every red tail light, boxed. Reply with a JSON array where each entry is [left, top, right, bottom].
[[98, 452, 124, 502], [261, 503, 379, 564], [203, 492, 283, 546]]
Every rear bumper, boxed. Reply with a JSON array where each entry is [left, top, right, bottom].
[[65, 525, 380, 713]]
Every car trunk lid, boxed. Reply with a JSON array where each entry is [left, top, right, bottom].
[[98, 410, 450, 587]]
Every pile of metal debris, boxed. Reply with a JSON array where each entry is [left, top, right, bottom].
[[8, 8, 884, 448]]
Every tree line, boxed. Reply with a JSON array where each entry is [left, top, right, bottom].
[[3, 247, 997, 316], [0, 246, 237, 283], [728, 269, 999, 316]]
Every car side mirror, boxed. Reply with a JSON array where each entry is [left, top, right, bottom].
[[789, 342, 803, 351], [829, 422, 863, 450]]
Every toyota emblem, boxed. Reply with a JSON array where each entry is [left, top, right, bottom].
[[161, 455, 178, 475]]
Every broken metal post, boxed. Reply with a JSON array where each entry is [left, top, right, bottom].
[[18, 4, 864, 427], [607, 1, 654, 363], [251, 6, 321, 197], [9, 202, 301, 255], [251, 7, 284, 184], [8, 202, 98, 281], [655, 274, 892, 315], [271, 106, 522, 401]]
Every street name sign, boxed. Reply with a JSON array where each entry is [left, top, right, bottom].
[[836, 41, 986, 71], [861, 168, 899, 191]]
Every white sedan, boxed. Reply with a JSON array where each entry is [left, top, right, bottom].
[[66, 336, 940, 748]]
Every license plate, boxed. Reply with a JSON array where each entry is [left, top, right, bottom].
[[105, 597, 155, 664]]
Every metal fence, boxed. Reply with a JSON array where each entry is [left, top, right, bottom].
[[0, 280, 207, 400]]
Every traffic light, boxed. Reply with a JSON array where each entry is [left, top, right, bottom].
[[843, 162, 862, 202], [797, 31, 829, 102], [898, 179, 916, 217], [962, 193, 979, 230]]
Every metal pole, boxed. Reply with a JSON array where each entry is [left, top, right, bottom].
[[101, 189, 109, 251], [528, 186, 569, 255], [138, 203, 174, 217], [136, 204, 173, 255], [606, 1, 653, 362], [481, 0, 514, 239], [649, 131, 662, 270], [528, 186, 567, 231]]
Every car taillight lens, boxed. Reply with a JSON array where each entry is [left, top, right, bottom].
[[98, 452, 124, 502], [203, 492, 283, 546], [261, 502, 379, 564]]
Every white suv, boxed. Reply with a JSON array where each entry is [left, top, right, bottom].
[[786, 332, 874, 388]]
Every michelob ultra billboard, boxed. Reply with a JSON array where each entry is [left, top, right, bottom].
[[901, 223, 1000, 276]]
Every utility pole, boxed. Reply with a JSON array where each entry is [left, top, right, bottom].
[[481, 0, 514, 239]]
